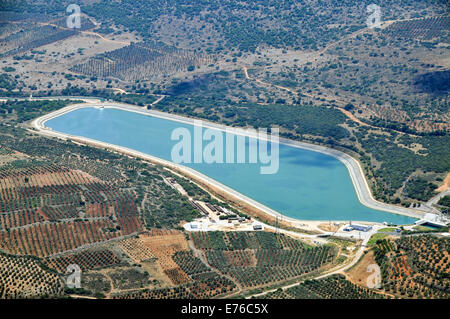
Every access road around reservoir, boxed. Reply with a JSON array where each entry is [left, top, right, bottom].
[[28, 98, 427, 225]]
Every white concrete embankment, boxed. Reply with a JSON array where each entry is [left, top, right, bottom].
[[31, 101, 425, 223]]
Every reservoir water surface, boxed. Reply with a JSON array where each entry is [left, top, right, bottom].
[[46, 107, 416, 224]]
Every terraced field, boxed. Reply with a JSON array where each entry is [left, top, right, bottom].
[[44, 248, 123, 273], [113, 271, 237, 299], [192, 231, 337, 288], [375, 235, 450, 299]]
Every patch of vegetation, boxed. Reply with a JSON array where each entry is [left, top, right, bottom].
[[157, 96, 349, 139], [2, 67, 16, 72], [80, 273, 111, 296], [402, 226, 448, 235], [0, 99, 75, 122], [356, 127, 449, 202], [109, 267, 151, 290]]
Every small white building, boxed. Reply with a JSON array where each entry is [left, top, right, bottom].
[[253, 224, 263, 231]]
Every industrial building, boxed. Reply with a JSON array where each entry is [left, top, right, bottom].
[[343, 222, 372, 232], [253, 224, 263, 231]]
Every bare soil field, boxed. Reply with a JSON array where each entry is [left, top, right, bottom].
[[345, 250, 378, 288], [318, 223, 344, 233]]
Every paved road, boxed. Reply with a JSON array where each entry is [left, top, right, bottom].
[[427, 189, 450, 207]]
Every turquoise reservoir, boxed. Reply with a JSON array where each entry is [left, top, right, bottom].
[[46, 107, 416, 224]]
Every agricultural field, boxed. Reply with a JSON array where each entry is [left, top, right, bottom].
[[374, 235, 450, 298], [345, 250, 381, 289], [0, 15, 96, 58], [260, 275, 386, 299], [0, 0, 448, 302], [172, 251, 211, 277], [367, 233, 390, 246], [0, 9, 138, 95], [117, 236, 156, 262], [72, 42, 215, 82], [101, 231, 240, 299], [0, 163, 143, 257], [192, 231, 337, 289], [44, 248, 124, 273], [0, 252, 63, 298], [138, 230, 190, 285], [384, 16, 450, 41]]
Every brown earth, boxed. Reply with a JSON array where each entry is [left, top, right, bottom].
[[139, 230, 190, 285], [318, 223, 343, 232]]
